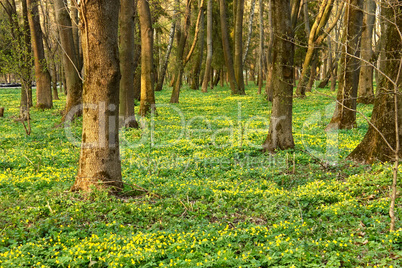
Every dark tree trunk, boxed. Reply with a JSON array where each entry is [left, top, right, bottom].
[[201, 0, 213, 93], [348, 1, 402, 163], [357, 0, 376, 104], [233, 0, 245, 93], [54, 0, 82, 120], [138, 0, 156, 115], [119, 0, 138, 128], [72, 0, 123, 193], [27, 0, 52, 109], [262, 0, 295, 152], [326, 0, 363, 130]]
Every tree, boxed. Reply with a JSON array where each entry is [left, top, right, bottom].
[[357, 0, 376, 104], [155, 0, 178, 92], [27, 0, 52, 109], [326, 0, 363, 130], [201, 0, 212, 93], [71, 0, 123, 192], [262, 0, 295, 152], [218, 0, 241, 95], [54, 0, 83, 120], [119, 0, 138, 127], [138, 0, 156, 115], [233, 0, 245, 93]]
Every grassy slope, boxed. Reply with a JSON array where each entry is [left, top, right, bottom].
[[0, 84, 401, 267]]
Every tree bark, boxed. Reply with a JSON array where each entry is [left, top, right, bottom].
[[191, 0, 205, 90], [170, 0, 191, 103], [265, 0, 274, 101], [155, 0, 178, 92], [348, 0, 402, 164], [326, 0, 363, 131], [262, 0, 295, 152], [234, 0, 245, 93], [138, 0, 156, 114], [54, 0, 83, 120], [27, 0, 52, 109], [201, 0, 212, 93], [242, 0, 256, 66], [219, 0, 242, 95], [72, 0, 123, 193], [119, 0, 138, 128], [357, 0, 376, 104], [257, 0, 264, 94]]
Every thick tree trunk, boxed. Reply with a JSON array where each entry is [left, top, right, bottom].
[[219, 0, 241, 95], [326, 0, 363, 131], [357, 0, 376, 104], [138, 0, 156, 114], [119, 0, 138, 128], [262, 0, 295, 152], [27, 0, 52, 109], [72, 0, 123, 193], [348, 1, 402, 163], [201, 0, 213, 93], [54, 0, 83, 120], [70, 3, 82, 72]]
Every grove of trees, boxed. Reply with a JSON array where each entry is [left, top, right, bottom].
[[0, 0, 401, 230]]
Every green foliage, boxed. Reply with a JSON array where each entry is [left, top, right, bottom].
[[0, 85, 401, 267]]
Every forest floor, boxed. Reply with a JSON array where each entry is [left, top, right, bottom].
[[0, 84, 401, 267]]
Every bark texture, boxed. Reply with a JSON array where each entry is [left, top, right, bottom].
[[27, 0, 52, 109], [348, 2, 402, 163], [262, 0, 295, 152], [201, 0, 213, 93], [327, 0, 363, 130], [54, 0, 83, 120], [357, 0, 376, 104], [119, 0, 138, 128], [72, 0, 123, 192], [138, 0, 156, 114]]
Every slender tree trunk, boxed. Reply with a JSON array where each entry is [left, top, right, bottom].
[[243, 0, 256, 66], [138, 0, 155, 114], [327, 0, 363, 130], [201, 0, 213, 93], [155, 0, 178, 92], [170, 0, 191, 103], [358, 0, 376, 104], [265, 0, 274, 101], [219, 0, 241, 95], [70, 3, 82, 72], [258, 0, 264, 94], [262, 0, 295, 152], [27, 0, 52, 109], [54, 0, 83, 120], [72, 0, 123, 193], [234, 0, 245, 93], [191, 0, 205, 90], [119, 0, 138, 128]]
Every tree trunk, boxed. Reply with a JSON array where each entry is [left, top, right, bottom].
[[243, 0, 256, 66], [357, 0, 376, 104], [201, 0, 213, 93], [0, 107, 4, 117], [262, 0, 295, 152], [233, 0, 245, 93], [170, 0, 191, 103], [191, 0, 205, 90], [72, 0, 123, 193], [296, 0, 341, 97], [218, 0, 240, 94], [54, 0, 83, 120], [348, 0, 402, 163], [265, 0, 274, 101], [258, 0, 264, 94], [138, 0, 156, 114], [119, 0, 138, 128], [27, 0, 52, 109], [326, 0, 363, 131], [70, 3, 82, 72], [155, 0, 178, 92]]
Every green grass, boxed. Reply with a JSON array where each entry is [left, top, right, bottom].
[[0, 84, 401, 267]]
